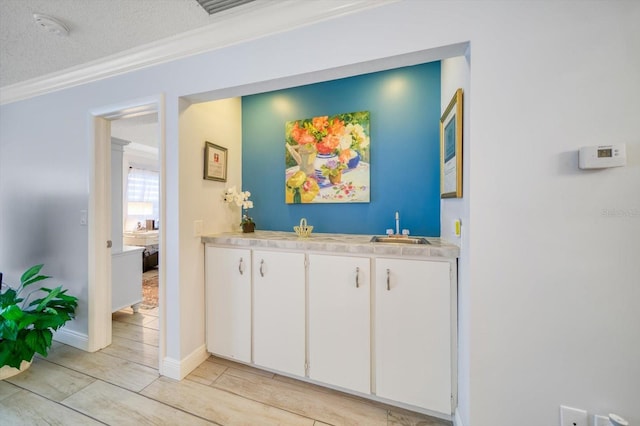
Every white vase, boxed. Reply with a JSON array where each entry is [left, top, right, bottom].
[[0, 359, 32, 380]]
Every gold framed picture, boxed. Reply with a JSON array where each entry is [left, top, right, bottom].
[[440, 88, 463, 198], [204, 141, 228, 182]]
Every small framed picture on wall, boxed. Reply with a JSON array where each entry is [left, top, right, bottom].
[[204, 141, 228, 182], [440, 88, 463, 198]]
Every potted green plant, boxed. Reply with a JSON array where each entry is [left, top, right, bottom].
[[240, 214, 255, 233], [0, 264, 78, 379]]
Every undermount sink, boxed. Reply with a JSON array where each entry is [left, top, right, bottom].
[[370, 236, 430, 245]]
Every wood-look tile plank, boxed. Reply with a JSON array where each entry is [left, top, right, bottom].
[[185, 359, 228, 385], [44, 342, 159, 392], [0, 380, 22, 401], [100, 335, 159, 369], [62, 379, 213, 425], [275, 375, 449, 426], [207, 355, 274, 378], [145, 317, 159, 330], [112, 310, 157, 327], [388, 410, 452, 426], [223, 365, 279, 381], [5, 357, 96, 401], [0, 389, 102, 425], [213, 371, 387, 426], [273, 374, 376, 404], [117, 306, 158, 316], [112, 320, 159, 347], [141, 376, 313, 426], [140, 306, 159, 318]]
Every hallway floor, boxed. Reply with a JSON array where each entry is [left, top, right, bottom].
[[0, 307, 451, 425]]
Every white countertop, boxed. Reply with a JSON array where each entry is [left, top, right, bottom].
[[201, 230, 459, 259]]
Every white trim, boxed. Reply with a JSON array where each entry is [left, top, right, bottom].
[[87, 115, 113, 352], [159, 356, 181, 380], [160, 345, 210, 380], [53, 328, 90, 352], [454, 409, 466, 426], [0, 0, 397, 105]]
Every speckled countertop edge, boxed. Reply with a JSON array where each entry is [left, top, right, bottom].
[[201, 231, 459, 259]]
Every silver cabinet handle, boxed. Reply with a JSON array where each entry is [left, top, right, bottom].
[[238, 258, 244, 275], [260, 259, 265, 277], [386, 268, 391, 291], [355, 267, 360, 288]]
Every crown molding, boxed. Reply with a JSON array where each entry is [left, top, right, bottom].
[[0, 0, 397, 106]]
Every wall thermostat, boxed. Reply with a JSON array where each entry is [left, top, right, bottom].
[[579, 144, 626, 169]]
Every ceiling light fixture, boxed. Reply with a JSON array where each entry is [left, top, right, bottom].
[[195, 0, 256, 15], [33, 13, 70, 36]]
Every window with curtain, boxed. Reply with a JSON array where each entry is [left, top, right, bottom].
[[126, 167, 159, 229]]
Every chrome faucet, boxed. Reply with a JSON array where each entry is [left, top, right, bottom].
[[386, 211, 409, 236]]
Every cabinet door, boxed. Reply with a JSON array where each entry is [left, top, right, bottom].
[[308, 254, 370, 393], [205, 246, 251, 363], [253, 250, 305, 376], [375, 258, 451, 413]]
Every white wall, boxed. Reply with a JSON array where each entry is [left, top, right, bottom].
[[464, 3, 639, 425], [177, 98, 242, 365], [441, 54, 471, 425], [1, 1, 638, 425]]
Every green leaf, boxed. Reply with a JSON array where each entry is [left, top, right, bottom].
[[0, 342, 12, 366], [20, 264, 44, 284], [17, 313, 38, 329], [34, 286, 62, 311], [0, 304, 24, 321], [0, 288, 19, 308], [24, 329, 52, 356], [22, 274, 50, 288], [33, 314, 66, 330], [0, 334, 35, 368], [0, 320, 18, 340]]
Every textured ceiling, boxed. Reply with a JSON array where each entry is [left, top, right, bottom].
[[0, 0, 258, 87]]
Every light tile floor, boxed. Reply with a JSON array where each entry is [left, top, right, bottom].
[[0, 307, 451, 426]]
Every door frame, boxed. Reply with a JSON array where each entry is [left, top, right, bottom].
[[87, 95, 165, 354]]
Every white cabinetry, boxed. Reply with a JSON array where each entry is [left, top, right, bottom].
[[205, 246, 251, 363], [203, 238, 457, 416], [375, 258, 452, 413], [308, 254, 370, 393], [111, 246, 144, 312], [253, 250, 305, 376]]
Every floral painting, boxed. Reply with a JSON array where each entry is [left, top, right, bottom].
[[285, 111, 370, 203]]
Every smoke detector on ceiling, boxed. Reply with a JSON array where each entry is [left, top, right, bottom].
[[33, 13, 70, 36]]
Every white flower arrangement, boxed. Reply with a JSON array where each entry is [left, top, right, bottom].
[[223, 186, 254, 226], [223, 186, 253, 210]]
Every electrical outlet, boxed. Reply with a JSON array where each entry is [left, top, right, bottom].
[[594, 415, 611, 426], [560, 405, 588, 426]]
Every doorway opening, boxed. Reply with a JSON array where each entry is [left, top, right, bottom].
[[88, 96, 165, 371]]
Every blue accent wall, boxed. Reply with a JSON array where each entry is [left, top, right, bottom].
[[242, 61, 441, 236]]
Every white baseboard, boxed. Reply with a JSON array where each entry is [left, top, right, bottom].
[[53, 328, 90, 351], [160, 344, 209, 380], [454, 409, 465, 426]]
